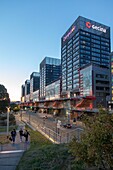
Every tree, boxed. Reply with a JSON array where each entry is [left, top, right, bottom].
[[0, 84, 10, 113], [69, 109, 113, 170]]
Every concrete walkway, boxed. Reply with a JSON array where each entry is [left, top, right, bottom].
[[0, 120, 30, 170], [0, 151, 24, 170]]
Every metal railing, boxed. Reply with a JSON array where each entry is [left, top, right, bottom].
[[21, 112, 84, 144]]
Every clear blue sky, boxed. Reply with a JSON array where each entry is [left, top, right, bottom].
[[0, 0, 113, 101]]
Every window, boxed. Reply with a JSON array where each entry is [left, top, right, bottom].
[[80, 36, 90, 41], [80, 31, 90, 37], [73, 32, 79, 40], [68, 39, 72, 44], [81, 54, 90, 59], [91, 43, 100, 48], [101, 37, 109, 42], [91, 39, 100, 44], [101, 50, 109, 55], [92, 57, 100, 61], [67, 43, 72, 49], [73, 41, 79, 48], [73, 74, 79, 79], [91, 35, 100, 40], [101, 46, 109, 51], [92, 48, 100, 53], [80, 45, 90, 50], [80, 40, 90, 46], [101, 41, 109, 46], [73, 51, 79, 57], [80, 50, 90, 55], [73, 37, 79, 44], [92, 52, 100, 57], [96, 74, 108, 79]]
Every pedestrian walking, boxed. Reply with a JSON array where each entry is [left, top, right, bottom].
[[11, 129, 16, 144], [19, 128, 23, 142], [24, 129, 30, 143]]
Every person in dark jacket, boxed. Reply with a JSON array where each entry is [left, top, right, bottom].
[[11, 129, 16, 144], [24, 129, 30, 142], [19, 128, 23, 142]]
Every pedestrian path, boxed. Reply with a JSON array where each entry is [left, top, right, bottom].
[[0, 120, 30, 170], [0, 121, 29, 152], [0, 151, 24, 170]]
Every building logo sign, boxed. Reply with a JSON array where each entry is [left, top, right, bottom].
[[86, 21, 106, 33], [63, 26, 76, 41]]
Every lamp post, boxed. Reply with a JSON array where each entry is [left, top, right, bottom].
[[6, 107, 10, 137], [20, 109, 22, 121]]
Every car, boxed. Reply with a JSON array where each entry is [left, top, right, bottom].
[[63, 123, 72, 128]]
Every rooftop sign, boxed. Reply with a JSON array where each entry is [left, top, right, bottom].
[[63, 26, 76, 41], [86, 21, 106, 33]]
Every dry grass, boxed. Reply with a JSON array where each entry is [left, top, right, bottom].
[[0, 134, 10, 144]]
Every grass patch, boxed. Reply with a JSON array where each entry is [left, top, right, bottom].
[[16, 126, 73, 170]]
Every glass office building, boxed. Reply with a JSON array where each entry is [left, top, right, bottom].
[[21, 85, 25, 97], [108, 52, 113, 110], [110, 52, 113, 101], [40, 57, 61, 100], [80, 64, 110, 107], [61, 16, 110, 96], [25, 80, 30, 96], [30, 72, 40, 101]]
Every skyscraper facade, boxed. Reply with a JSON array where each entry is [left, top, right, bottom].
[[21, 85, 25, 102], [61, 16, 110, 99], [25, 80, 30, 96], [30, 72, 40, 101], [40, 57, 61, 100], [110, 52, 113, 101]]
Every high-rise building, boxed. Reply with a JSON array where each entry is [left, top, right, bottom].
[[21, 85, 25, 97], [108, 52, 113, 110], [30, 72, 40, 101], [40, 57, 61, 100], [110, 52, 113, 101], [61, 16, 110, 99], [25, 80, 30, 96], [21, 85, 25, 102]]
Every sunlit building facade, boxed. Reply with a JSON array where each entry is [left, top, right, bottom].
[[80, 64, 110, 107], [61, 16, 110, 102], [111, 52, 113, 101], [40, 57, 61, 100], [21, 85, 25, 102], [30, 72, 40, 101], [45, 79, 61, 100]]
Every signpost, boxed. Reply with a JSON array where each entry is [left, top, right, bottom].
[[57, 120, 61, 134]]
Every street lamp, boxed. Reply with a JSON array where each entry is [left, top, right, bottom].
[[6, 107, 10, 137], [20, 109, 22, 121]]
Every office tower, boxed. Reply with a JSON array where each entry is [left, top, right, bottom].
[[40, 57, 61, 100], [30, 72, 40, 101], [110, 52, 113, 100], [21, 84, 25, 102], [25, 80, 30, 96], [61, 16, 110, 100], [21, 85, 25, 97]]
